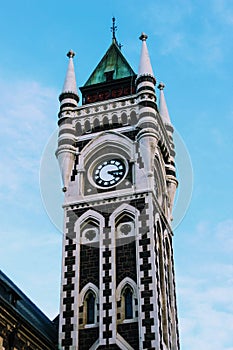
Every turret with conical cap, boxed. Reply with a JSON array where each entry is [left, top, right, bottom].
[[136, 33, 158, 181], [136, 33, 156, 97], [158, 82, 178, 220], [56, 50, 78, 192], [137, 33, 154, 79], [158, 82, 171, 125], [59, 50, 79, 114]]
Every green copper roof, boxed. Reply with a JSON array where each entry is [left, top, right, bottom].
[[84, 40, 135, 86]]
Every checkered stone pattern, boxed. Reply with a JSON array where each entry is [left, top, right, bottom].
[[60, 236, 76, 350], [163, 230, 172, 349], [164, 228, 180, 349], [154, 221, 166, 350], [153, 203, 180, 350], [137, 200, 158, 350], [100, 226, 114, 346], [59, 209, 80, 350]]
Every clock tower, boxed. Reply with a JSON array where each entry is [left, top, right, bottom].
[[56, 23, 180, 350]]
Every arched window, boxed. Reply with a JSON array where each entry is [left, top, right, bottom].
[[79, 282, 99, 328], [112, 114, 118, 126], [103, 116, 109, 129], [121, 112, 128, 125], [116, 278, 138, 324], [93, 118, 100, 131], [84, 120, 91, 133], [75, 121, 83, 136], [124, 287, 133, 319], [130, 110, 137, 125], [86, 291, 95, 324]]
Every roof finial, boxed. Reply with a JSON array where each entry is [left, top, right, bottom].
[[158, 82, 165, 90], [139, 32, 148, 41], [111, 16, 117, 41], [67, 50, 75, 59]]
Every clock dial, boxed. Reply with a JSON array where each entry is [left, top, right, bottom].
[[94, 159, 126, 187]]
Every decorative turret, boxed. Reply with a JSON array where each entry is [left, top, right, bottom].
[[158, 82, 171, 125], [136, 33, 156, 96], [157, 83, 178, 220], [56, 51, 78, 192], [136, 34, 158, 183], [59, 50, 79, 114], [137, 33, 154, 79]]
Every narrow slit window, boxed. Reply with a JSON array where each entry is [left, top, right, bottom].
[[86, 292, 95, 324], [124, 287, 133, 319]]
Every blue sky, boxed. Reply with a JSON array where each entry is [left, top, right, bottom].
[[0, 1, 232, 349]]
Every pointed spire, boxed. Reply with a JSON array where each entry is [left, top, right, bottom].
[[138, 33, 154, 79], [59, 50, 79, 113], [62, 50, 78, 95], [158, 82, 171, 124]]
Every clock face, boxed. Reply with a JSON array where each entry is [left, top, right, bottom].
[[94, 159, 126, 188]]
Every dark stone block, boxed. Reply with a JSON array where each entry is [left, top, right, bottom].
[[103, 276, 112, 283], [103, 330, 112, 339], [62, 324, 74, 332], [103, 289, 112, 297], [143, 340, 152, 348], [62, 338, 73, 346], [139, 237, 150, 246], [142, 318, 154, 327], [140, 250, 151, 258], [116, 241, 137, 285], [63, 310, 74, 318], [141, 290, 153, 298], [103, 263, 111, 270], [79, 327, 99, 350], [63, 296, 74, 304], [145, 332, 156, 341], [63, 283, 74, 291], [64, 271, 75, 278], [80, 245, 99, 290], [118, 322, 139, 349], [64, 256, 75, 266], [65, 244, 76, 251], [103, 316, 112, 324], [140, 263, 151, 271], [142, 304, 153, 312], [103, 303, 112, 310]]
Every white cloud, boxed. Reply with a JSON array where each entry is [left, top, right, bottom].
[[0, 77, 62, 318], [176, 218, 233, 349], [0, 78, 58, 207]]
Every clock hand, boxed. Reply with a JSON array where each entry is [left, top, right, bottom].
[[107, 170, 121, 176]]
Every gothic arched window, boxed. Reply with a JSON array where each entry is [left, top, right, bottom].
[[86, 292, 95, 324], [79, 282, 99, 329], [124, 287, 133, 319], [116, 278, 138, 324]]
